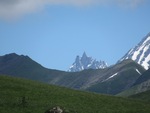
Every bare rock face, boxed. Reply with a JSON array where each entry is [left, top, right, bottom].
[[45, 106, 63, 113]]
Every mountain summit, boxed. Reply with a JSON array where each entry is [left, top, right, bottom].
[[68, 52, 107, 72], [119, 32, 150, 70]]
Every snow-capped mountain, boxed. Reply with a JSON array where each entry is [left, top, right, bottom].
[[119, 32, 150, 70], [68, 52, 107, 72]]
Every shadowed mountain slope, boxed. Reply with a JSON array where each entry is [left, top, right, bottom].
[[87, 59, 145, 95], [0, 53, 67, 82], [117, 68, 150, 97]]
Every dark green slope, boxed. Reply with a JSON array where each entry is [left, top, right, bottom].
[[134, 68, 150, 85], [1, 75, 150, 113], [116, 68, 150, 97], [116, 79, 150, 97], [129, 90, 150, 102], [52, 60, 145, 93], [0, 53, 67, 82], [87, 59, 145, 95]]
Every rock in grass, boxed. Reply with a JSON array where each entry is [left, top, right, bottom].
[[45, 106, 63, 113]]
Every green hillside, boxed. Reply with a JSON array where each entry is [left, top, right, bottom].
[[129, 90, 150, 102], [116, 84, 140, 97], [117, 79, 150, 97], [0, 75, 150, 113]]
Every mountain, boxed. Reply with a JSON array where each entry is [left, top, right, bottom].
[[0, 53, 146, 95], [134, 68, 150, 85], [116, 79, 150, 97], [117, 68, 150, 97], [50, 59, 145, 95], [68, 52, 107, 72], [0, 53, 67, 82], [1, 75, 150, 113], [119, 32, 150, 70], [86, 59, 145, 95]]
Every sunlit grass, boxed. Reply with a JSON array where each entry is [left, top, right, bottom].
[[0, 75, 150, 113]]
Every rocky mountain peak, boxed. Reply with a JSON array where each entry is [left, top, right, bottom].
[[68, 52, 107, 72], [119, 32, 150, 70]]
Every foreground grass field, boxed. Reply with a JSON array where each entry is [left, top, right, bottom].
[[0, 75, 150, 113]]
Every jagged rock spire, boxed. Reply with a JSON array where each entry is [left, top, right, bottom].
[[68, 52, 107, 72]]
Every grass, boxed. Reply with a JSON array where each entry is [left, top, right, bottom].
[[0, 75, 150, 113]]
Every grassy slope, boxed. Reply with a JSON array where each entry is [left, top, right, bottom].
[[129, 90, 150, 102], [116, 85, 139, 97], [0, 75, 150, 113], [116, 79, 150, 97]]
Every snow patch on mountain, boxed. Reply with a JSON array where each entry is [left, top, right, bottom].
[[68, 52, 108, 72], [102, 72, 119, 82], [105, 72, 118, 81], [108, 73, 118, 79], [119, 32, 150, 70], [135, 69, 142, 75]]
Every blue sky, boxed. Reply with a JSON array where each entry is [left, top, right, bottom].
[[0, 0, 150, 71]]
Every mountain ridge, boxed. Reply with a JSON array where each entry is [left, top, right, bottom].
[[68, 52, 107, 72], [0, 53, 145, 95], [0, 53, 67, 82], [86, 59, 145, 94], [119, 32, 150, 70]]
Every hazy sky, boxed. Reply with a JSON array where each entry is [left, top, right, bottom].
[[0, 0, 150, 71]]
